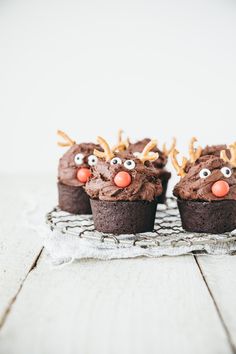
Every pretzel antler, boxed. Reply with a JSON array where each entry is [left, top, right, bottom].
[[112, 129, 130, 152], [162, 137, 177, 156], [189, 137, 202, 163], [57, 130, 76, 147], [170, 148, 188, 178], [136, 139, 159, 163], [94, 136, 114, 161], [220, 142, 236, 168], [118, 129, 123, 144]]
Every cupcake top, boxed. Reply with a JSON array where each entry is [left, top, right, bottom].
[[201, 144, 229, 158], [127, 138, 175, 169], [57, 130, 100, 187], [85, 137, 163, 202], [171, 139, 236, 202]]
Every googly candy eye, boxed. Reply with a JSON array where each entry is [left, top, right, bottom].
[[110, 157, 122, 165], [124, 160, 136, 170], [221, 167, 232, 178], [199, 168, 211, 179], [74, 153, 84, 165], [88, 154, 98, 166]]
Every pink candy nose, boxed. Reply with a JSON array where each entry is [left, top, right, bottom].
[[114, 171, 131, 188], [77, 168, 91, 183], [211, 180, 229, 197]]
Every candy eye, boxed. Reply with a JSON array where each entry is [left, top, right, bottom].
[[221, 167, 232, 178], [74, 153, 84, 165], [88, 155, 98, 166], [110, 157, 122, 165], [124, 160, 136, 170], [199, 168, 211, 179]]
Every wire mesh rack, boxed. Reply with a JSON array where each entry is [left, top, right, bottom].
[[45, 198, 236, 253]]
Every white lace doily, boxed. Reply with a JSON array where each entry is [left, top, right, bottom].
[[44, 198, 236, 263]]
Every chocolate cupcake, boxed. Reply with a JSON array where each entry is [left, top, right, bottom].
[[57, 130, 100, 214], [171, 138, 236, 233], [86, 137, 163, 234], [128, 138, 175, 203]]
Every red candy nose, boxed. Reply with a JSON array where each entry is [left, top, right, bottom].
[[211, 180, 229, 197], [114, 171, 131, 188], [77, 168, 91, 183]]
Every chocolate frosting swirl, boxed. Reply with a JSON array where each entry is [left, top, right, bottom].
[[58, 143, 100, 187], [185, 145, 231, 174], [85, 152, 163, 202], [128, 138, 167, 168], [201, 144, 229, 158], [174, 155, 236, 201]]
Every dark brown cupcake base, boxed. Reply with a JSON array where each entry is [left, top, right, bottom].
[[157, 170, 171, 204], [58, 182, 92, 214], [90, 199, 157, 234], [177, 198, 236, 234]]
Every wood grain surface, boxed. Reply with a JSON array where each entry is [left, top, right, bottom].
[[0, 175, 235, 354]]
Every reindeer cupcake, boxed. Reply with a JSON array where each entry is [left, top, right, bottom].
[[57, 130, 100, 214], [127, 138, 175, 203], [85, 137, 163, 234], [171, 138, 236, 233]]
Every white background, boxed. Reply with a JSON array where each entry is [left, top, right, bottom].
[[0, 0, 236, 188]]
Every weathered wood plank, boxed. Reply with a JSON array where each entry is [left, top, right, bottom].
[[196, 255, 236, 352], [0, 175, 54, 327], [0, 254, 232, 354]]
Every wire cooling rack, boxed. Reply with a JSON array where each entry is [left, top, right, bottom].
[[45, 198, 236, 254]]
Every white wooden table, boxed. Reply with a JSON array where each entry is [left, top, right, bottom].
[[0, 175, 236, 354]]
